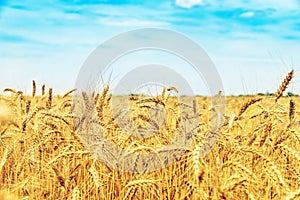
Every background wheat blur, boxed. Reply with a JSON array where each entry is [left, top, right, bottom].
[[1, 70, 300, 199]]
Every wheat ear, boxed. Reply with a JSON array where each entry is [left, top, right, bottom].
[[32, 80, 36, 97], [46, 88, 52, 109], [275, 69, 294, 102], [237, 98, 262, 119]]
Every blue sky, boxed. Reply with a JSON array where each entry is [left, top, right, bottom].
[[1, 0, 300, 95]]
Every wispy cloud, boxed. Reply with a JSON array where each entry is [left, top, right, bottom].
[[0, 32, 35, 43], [240, 11, 255, 18], [175, 0, 205, 8]]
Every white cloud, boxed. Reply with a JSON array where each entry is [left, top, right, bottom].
[[240, 11, 255, 18], [175, 0, 205, 8]]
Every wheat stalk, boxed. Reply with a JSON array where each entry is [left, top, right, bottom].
[[0, 148, 10, 173], [88, 164, 101, 188]]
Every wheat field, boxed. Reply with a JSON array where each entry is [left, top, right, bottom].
[[1, 70, 300, 199]]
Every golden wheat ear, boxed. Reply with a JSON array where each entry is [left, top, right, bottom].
[[237, 98, 262, 119], [32, 80, 36, 97], [41, 84, 45, 96], [289, 98, 295, 123], [46, 88, 53, 109], [275, 69, 294, 102], [62, 89, 77, 98]]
